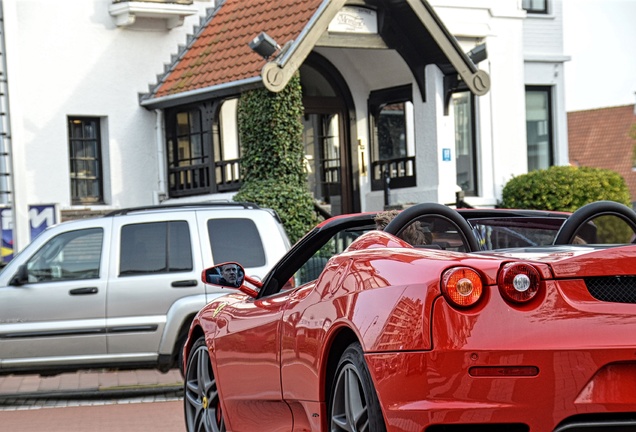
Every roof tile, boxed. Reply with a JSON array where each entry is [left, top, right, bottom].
[[152, 0, 323, 99], [568, 105, 636, 201]]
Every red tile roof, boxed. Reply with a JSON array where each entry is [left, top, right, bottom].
[[151, 0, 323, 99], [568, 104, 636, 201]]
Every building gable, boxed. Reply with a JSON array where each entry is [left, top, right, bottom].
[[140, 0, 489, 109]]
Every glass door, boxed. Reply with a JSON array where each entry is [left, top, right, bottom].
[[303, 113, 342, 215]]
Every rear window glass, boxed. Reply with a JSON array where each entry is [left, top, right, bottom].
[[120, 221, 193, 276], [466, 217, 565, 249], [207, 218, 266, 267]]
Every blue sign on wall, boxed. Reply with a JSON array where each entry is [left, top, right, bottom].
[[442, 148, 452, 162], [0, 204, 58, 264]]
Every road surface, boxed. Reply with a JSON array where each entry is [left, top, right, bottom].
[[0, 400, 184, 432]]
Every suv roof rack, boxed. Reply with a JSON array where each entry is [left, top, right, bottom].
[[104, 202, 261, 217]]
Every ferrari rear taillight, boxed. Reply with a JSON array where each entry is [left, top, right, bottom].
[[441, 267, 484, 308], [498, 262, 541, 303]]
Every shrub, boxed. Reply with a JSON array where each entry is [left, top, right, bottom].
[[500, 165, 631, 212], [233, 72, 319, 243]]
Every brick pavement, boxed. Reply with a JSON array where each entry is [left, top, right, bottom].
[[0, 369, 184, 411]]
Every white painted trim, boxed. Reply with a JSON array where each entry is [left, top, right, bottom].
[[109, 1, 199, 28]]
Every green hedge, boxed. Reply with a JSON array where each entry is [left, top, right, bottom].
[[500, 165, 631, 212], [233, 72, 319, 243]]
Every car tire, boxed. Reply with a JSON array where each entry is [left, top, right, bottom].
[[184, 336, 226, 432], [175, 329, 189, 377], [329, 342, 387, 432]]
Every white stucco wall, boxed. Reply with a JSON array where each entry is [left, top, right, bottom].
[[523, 0, 570, 167], [433, 1, 529, 207], [4, 0, 214, 248], [317, 0, 567, 211]]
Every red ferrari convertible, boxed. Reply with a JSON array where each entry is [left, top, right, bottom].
[[183, 201, 636, 432]]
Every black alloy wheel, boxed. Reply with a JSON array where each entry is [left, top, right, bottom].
[[184, 336, 226, 432], [329, 342, 387, 432]]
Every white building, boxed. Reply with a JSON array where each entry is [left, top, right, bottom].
[[1, 0, 568, 255]]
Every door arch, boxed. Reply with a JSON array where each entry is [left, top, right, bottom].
[[300, 53, 359, 215]]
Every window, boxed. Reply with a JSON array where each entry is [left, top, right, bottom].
[[302, 112, 342, 212], [453, 91, 477, 196], [522, 0, 548, 14], [207, 218, 266, 267], [166, 107, 212, 196], [26, 228, 103, 282], [526, 87, 554, 171], [119, 221, 192, 276], [216, 98, 242, 191], [165, 100, 242, 197], [68, 117, 104, 204], [467, 216, 566, 249], [369, 85, 416, 191], [378, 103, 407, 160]]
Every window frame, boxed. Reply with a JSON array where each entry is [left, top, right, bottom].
[[26, 228, 103, 283], [207, 218, 266, 268], [165, 99, 243, 198], [165, 105, 214, 197], [68, 117, 105, 205], [119, 220, 193, 277], [525, 86, 554, 172], [453, 91, 479, 196], [368, 84, 416, 191], [522, 0, 549, 14], [216, 98, 242, 192]]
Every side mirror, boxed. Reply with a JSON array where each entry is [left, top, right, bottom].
[[9, 264, 28, 286], [201, 262, 262, 298]]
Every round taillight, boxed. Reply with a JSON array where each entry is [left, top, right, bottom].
[[498, 263, 541, 303], [442, 267, 484, 308]]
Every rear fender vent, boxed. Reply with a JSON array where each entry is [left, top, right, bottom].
[[585, 276, 636, 303]]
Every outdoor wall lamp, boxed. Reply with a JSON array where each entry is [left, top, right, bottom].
[[467, 43, 487, 65], [249, 32, 281, 60]]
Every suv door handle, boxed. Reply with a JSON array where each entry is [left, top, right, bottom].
[[69, 287, 99, 295], [171, 280, 198, 288]]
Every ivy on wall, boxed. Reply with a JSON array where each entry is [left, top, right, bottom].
[[233, 72, 319, 244]]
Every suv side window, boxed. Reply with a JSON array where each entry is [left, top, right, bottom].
[[119, 221, 193, 276], [26, 228, 103, 282], [207, 218, 266, 267]]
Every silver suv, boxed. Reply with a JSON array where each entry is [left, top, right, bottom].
[[0, 203, 290, 376]]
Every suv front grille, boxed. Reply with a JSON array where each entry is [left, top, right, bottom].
[[585, 276, 636, 303]]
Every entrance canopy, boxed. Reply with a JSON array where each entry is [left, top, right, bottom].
[[140, 0, 490, 110]]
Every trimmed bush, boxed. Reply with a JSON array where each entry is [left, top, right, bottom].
[[233, 72, 319, 243], [500, 165, 631, 212]]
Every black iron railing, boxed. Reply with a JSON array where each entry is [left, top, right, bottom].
[[168, 164, 211, 197], [215, 158, 242, 192], [371, 156, 416, 191]]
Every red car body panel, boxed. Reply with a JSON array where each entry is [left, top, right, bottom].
[[205, 291, 292, 431], [370, 279, 636, 430], [185, 204, 636, 431]]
